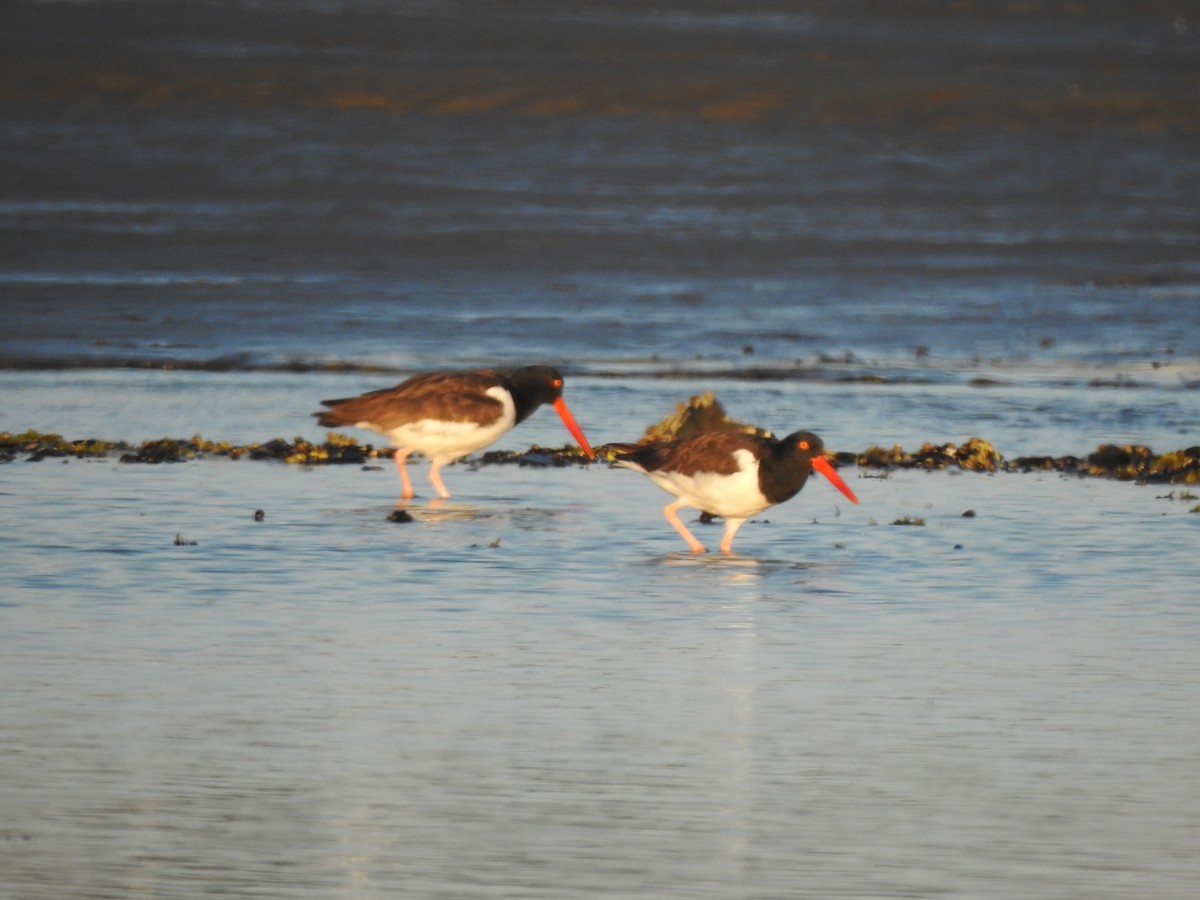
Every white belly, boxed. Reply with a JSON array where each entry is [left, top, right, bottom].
[[631, 449, 770, 519], [376, 387, 516, 462]]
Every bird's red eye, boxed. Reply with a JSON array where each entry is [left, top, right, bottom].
[[553, 379, 562, 388], [798, 440, 810, 450]]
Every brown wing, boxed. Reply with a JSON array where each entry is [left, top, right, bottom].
[[620, 431, 771, 477], [315, 370, 507, 430]]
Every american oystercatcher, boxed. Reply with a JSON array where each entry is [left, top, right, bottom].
[[615, 430, 858, 553], [314, 366, 594, 501]]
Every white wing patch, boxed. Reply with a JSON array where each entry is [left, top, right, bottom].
[[376, 386, 516, 462]]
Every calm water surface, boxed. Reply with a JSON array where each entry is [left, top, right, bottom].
[[3, 458, 1199, 898]]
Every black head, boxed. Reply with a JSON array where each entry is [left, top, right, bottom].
[[779, 431, 826, 462], [756, 431, 827, 504], [776, 430, 858, 505], [505, 365, 595, 458], [506, 364, 561, 400], [506, 365, 566, 420]]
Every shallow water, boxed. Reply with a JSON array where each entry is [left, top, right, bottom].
[[4, 457, 1200, 899], [3, 2, 1200, 897]]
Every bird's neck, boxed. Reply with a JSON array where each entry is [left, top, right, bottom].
[[758, 444, 810, 504], [510, 388, 540, 425]]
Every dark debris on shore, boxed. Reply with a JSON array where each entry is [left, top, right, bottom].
[[3, 416, 1199, 487], [4, 430, 1199, 485]]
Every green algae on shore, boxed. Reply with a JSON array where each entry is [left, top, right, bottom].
[[3, 427, 1199, 484], [0, 430, 126, 461]]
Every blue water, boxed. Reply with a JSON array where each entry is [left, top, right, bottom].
[[2, 2, 1199, 898]]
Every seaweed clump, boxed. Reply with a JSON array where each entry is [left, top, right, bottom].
[[479, 444, 591, 467], [1150, 448, 1200, 484], [0, 431, 397, 466], [5, 418, 1200, 486], [1082, 444, 1200, 484], [852, 437, 1200, 485], [113, 434, 392, 466], [120, 437, 199, 464], [0, 430, 125, 462], [1007, 444, 1200, 484], [857, 437, 1001, 472], [594, 391, 771, 461], [288, 432, 383, 465], [852, 439, 1200, 485], [640, 391, 770, 443]]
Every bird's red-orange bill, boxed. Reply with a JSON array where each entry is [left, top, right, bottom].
[[812, 456, 859, 504], [552, 396, 595, 458]]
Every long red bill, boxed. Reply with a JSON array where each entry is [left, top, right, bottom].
[[811, 456, 859, 504], [552, 396, 595, 459]]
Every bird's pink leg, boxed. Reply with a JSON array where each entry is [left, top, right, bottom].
[[718, 518, 746, 554], [664, 500, 706, 553], [428, 460, 452, 499], [393, 449, 415, 500]]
